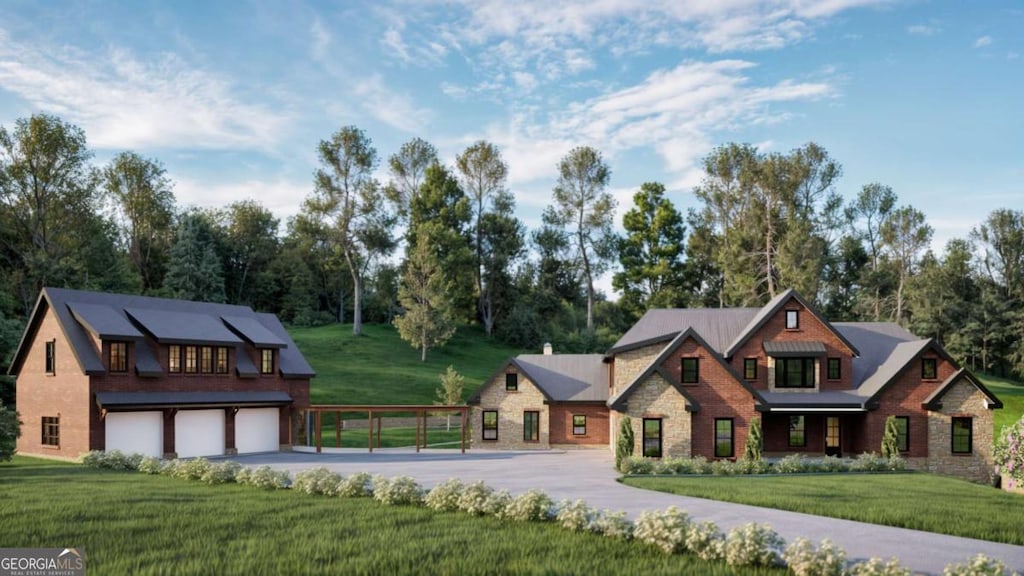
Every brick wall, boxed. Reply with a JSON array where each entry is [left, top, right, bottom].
[[926, 379, 995, 483], [472, 367, 549, 449], [549, 403, 609, 446]]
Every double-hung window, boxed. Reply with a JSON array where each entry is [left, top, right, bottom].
[[715, 418, 734, 458], [523, 411, 540, 442], [681, 358, 699, 384], [482, 411, 498, 441], [775, 358, 816, 388], [109, 342, 128, 373], [952, 417, 972, 454], [572, 415, 586, 436]]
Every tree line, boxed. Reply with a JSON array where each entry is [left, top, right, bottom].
[[0, 114, 1021, 396]]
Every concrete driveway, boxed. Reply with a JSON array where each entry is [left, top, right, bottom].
[[231, 448, 1024, 575]]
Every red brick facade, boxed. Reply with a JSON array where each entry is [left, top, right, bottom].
[[549, 403, 609, 446]]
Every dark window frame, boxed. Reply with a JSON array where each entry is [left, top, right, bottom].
[[215, 347, 229, 374], [523, 410, 540, 442], [715, 418, 735, 458], [572, 414, 586, 436], [45, 340, 56, 374], [743, 358, 757, 380], [642, 418, 662, 458], [109, 341, 128, 373], [894, 416, 910, 452], [681, 357, 699, 384], [168, 345, 181, 373], [199, 346, 213, 374], [41, 416, 60, 447], [788, 415, 806, 447], [482, 410, 498, 441], [952, 417, 972, 454], [921, 358, 938, 380], [785, 310, 800, 329], [826, 357, 841, 380], [505, 373, 518, 391], [184, 345, 198, 374], [260, 349, 274, 375], [774, 357, 816, 388]]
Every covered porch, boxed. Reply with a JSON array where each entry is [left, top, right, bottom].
[[757, 392, 870, 457]]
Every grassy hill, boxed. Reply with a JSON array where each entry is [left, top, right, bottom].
[[980, 373, 1024, 434], [289, 323, 527, 406]]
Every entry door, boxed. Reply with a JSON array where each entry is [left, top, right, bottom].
[[825, 417, 841, 457]]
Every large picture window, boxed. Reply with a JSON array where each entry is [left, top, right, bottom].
[[894, 416, 909, 452], [215, 347, 229, 374], [788, 416, 806, 447], [168, 345, 181, 373], [775, 358, 816, 388], [523, 411, 540, 442], [681, 358, 699, 384], [482, 411, 498, 441], [109, 341, 128, 373], [572, 415, 586, 436], [952, 417, 972, 454], [643, 418, 662, 458], [45, 340, 56, 374], [184, 346, 198, 374], [715, 418, 734, 458], [260, 349, 274, 374], [41, 416, 60, 447]]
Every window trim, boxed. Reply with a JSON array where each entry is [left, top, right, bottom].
[[572, 414, 586, 436], [199, 346, 213, 374], [894, 416, 910, 453], [41, 416, 60, 447], [523, 410, 540, 443], [788, 415, 806, 447], [681, 357, 699, 384], [785, 310, 800, 330], [743, 358, 757, 380], [921, 358, 938, 380], [184, 345, 198, 374], [260, 349, 275, 375], [715, 418, 735, 458], [45, 340, 56, 374], [505, 372, 518, 392], [774, 357, 816, 389], [482, 410, 498, 441], [215, 347, 229, 374], [951, 417, 972, 454], [642, 418, 663, 458], [168, 345, 181, 373], [109, 341, 128, 373], [826, 357, 841, 381]]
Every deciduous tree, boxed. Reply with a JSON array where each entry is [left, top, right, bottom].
[[394, 235, 456, 362]]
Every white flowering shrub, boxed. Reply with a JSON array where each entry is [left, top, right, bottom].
[[482, 489, 513, 517], [372, 475, 423, 506], [845, 557, 911, 576], [455, 481, 494, 515], [994, 415, 1024, 489], [501, 490, 553, 522], [237, 465, 291, 489], [424, 479, 464, 512], [137, 456, 165, 475], [620, 456, 655, 475], [850, 452, 904, 472], [819, 455, 848, 473], [200, 461, 243, 485], [337, 472, 373, 497], [555, 499, 596, 532], [735, 458, 771, 474], [942, 554, 1011, 576], [634, 506, 691, 554], [591, 510, 633, 540], [774, 454, 809, 474], [292, 467, 342, 495], [686, 521, 725, 562], [81, 450, 143, 471], [171, 458, 212, 481], [724, 522, 784, 567], [782, 537, 846, 576], [710, 460, 742, 475]]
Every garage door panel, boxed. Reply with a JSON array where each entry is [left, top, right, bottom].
[[236, 408, 281, 454], [175, 409, 225, 458], [106, 411, 163, 458]]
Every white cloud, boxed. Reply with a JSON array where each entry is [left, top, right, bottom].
[[907, 24, 940, 36], [974, 35, 993, 48], [382, 27, 413, 64], [352, 74, 433, 133], [512, 71, 538, 91], [0, 29, 288, 151], [174, 177, 310, 220], [310, 17, 331, 61]]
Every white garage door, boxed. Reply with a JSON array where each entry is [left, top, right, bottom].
[[235, 408, 281, 454], [106, 411, 163, 457], [175, 409, 225, 458]]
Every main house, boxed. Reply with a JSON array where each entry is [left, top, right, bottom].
[[9, 287, 314, 460], [470, 289, 1003, 482]]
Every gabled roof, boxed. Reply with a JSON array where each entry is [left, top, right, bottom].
[[608, 308, 760, 355], [724, 289, 860, 359], [922, 368, 1003, 410], [468, 354, 608, 404]]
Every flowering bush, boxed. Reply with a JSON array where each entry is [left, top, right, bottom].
[[337, 472, 373, 497], [591, 510, 633, 539], [850, 452, 904, 472], [782, 537, 846, 576], [819, 455, 848, 472], [455, 481, 494, 515], [137, 456, 165, 475], [501, 489, 553, 522], [686, 521, 725, 562], [481, 489, 513, 517], [994, 415, 1024, 489], [555, 499, 596, 532], [292, 467, 342, 495], [942, 554, 1011, 576], [774, 454, 810, 474], [845, 557, 910, 576], [634, 506, 691, 554], [170, 457, 212, 481], [237, 465, 291, 489], [81, 450, 143, 471], [372, 475, 423, 506], [724, 522, 784, 567], [424, 479, 464, 512], [200, 461, 243, 485], [735, 458, 771, 474]]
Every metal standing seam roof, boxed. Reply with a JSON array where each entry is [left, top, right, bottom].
[[609, 308, 761, 354], [125, 308, 243, 345], [95, 390, 293, 409], [513, 354, 609, 402], [832, 322, 924, 395], [67, 302, 145, 340], [222, 315, 287, 348], [762, 340, 827, 357]]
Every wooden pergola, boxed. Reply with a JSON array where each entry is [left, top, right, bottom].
[[302, 405, 471, 454]]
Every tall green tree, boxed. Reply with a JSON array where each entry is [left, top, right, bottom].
[[223, 200, 280, 308], [386, 137, 437, 220], [880, 205, 932, 323], [478, 190, 525, 336], [164, 212, 226, 302], [971, 209, 1024, 375], [394, 234, 457, 362], [550, 146, 615, 330], [613, 182, 688, 319], [847, 183, 897, 320]]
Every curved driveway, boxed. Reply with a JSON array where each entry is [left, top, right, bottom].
[[232, 448, 1024, 575]]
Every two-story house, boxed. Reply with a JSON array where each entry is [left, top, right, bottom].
[[9, 287, 314, 460], [470, 289, 1002, 482]]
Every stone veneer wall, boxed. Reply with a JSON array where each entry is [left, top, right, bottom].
[[619, 373, 691, 458], [472, 369, 549, 449], [926, 379, 995, 483], [612, 344, 664, 396]]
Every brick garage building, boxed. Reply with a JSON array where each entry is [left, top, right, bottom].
[[472, 289, 1003, 482], [9, 287, 314, 460]]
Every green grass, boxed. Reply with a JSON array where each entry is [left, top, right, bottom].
[[623, 473, 1024, 545], [290, 323, 524, 405], [0, 458, 777, 576], [978, 373, 1024, 434]]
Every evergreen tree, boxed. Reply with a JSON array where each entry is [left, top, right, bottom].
[[394, 234, 456, 362], [616, 416, 634, 472], [164, 213, 226, 302], [881, 415, 900, 459], [0, 402, 20, 462], [743, 417, 763, 461]]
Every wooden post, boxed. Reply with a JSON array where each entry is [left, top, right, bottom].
[[415, 410, 421, 453], [368, 410, 373, 453], [460, 407, 467, 454], [376, 416, 382, 449], [335, 411, 341, 448], [315, 410, 322, 454]]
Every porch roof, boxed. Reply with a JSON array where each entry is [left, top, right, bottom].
[[95, 390, 293, 410], [763, 340, 827, 357], [756, 391, 867, 412]]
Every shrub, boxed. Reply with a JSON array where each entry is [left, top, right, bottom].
[[994, 415, 1024, 489], [845, 557, 911, 576], [942, 554, 1011, 576], [0, 403, 22, 462], [292, 467, 342, 496], [819, 455, 848, 473], [200, 461, 242, 485], [782, 537, 846, 576], [850, 452, 902, 472], [501, 490, 553, 522], [456, 481, 494, 515], [735, 457, 771, 475], [137, 456, 165, 475], [774, 454, 809, 474], [591, 510, 633, 539], [686, 521, 725, 562], [171, 458, 212, 481], [81, 450, 143, 471], [687, 456, 711, 474], [724, 522, 784, 567], [744, 417, 763, 461], [881, 415, 900, 459], [710, 460, 740, 476], [372, 475, 423, 506], [555, 499, 596, 532], [424, 478, 464, 512], [238, 465, 290, 489], [620, 456, 654, 475], [337, 472, 373, 497], [481, 489, 513, 517], [634, 506, 691, 554], [616, 415, 634, 472]]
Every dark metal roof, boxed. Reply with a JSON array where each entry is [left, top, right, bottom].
[[125, 307, 243, 345], [67, 302, 144, 340], [921, 368, 1003, 410], [222, 315, 286, 348], [234, 344, 260, 378], [514, 354, 608, 402], [255, 312, 315, 378], [757, 391, 866, 409], [609, 308, 760, 354], [133, 341, 164, 377], [763, 340, 827, 357], [724, 289, 860, 358], [95, 390, 293, 410], [832, 322, 924, 394]]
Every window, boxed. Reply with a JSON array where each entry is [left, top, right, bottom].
[[184, 346, 198, 374], [199, 346, 213, 374], [774, 357, 816, 388], [215, 347, 229, 374], [922, 358, 938, 380], [894, 416, 909, 452], [572, 415, 586, 436], [743, 358, 757, 380], [715, 419, 734, 458], [168, 345, 181, 373], [505, 373, 518, 391], [44, 340, 56, 374], [523, 411, 540, 442], [788, 416, 806, 447], [41, 416, 59, 447], [482, 411, 498, 441], [952, 417, 972, 454], [681, 358, 699, 384], [642, 418, 662, 458], [785, 310, 799, 329], [260, 349, 274, 375], [109, 341, 128, 373], [827, 358, 841, 380]]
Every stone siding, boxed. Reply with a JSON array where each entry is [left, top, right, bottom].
[[926, 379, 995, 483], [612, 344, 663, 396], [618, 372, 691, 457], [472, 368, 549, 449]]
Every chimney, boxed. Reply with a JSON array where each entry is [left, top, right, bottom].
[[543, 342, 553, 355]]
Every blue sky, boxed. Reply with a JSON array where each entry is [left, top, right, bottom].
[[1, 1, 1021, 293]]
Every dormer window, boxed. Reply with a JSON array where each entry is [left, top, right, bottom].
[[109, 341, 128, 373], [260, 349, 274, 375], [785, 310, 799, 330], [200, 346, 213, 374], [921, 358, 937, 380], [168, 345, 181, 373], [215, 347, 229, 374], [184, 346, 198, 374]]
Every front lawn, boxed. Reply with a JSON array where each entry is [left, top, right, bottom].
[[0, 457, 775, 575], [623, 473, 1024, 545], [980, 373, 1024, 434]]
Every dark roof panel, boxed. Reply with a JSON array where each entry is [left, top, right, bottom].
[[125, 308, 243, 345], [609, 308, 760, 354], [514, 354, 608, 402], [222, 315, 287, 348], [67, 302, 145, 340], [255, 312, 315, 378], [133, 342, 163, 377], [763, 340, 827, 357], [234, 344, 261, 378], [95, 390, 292, 409]]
